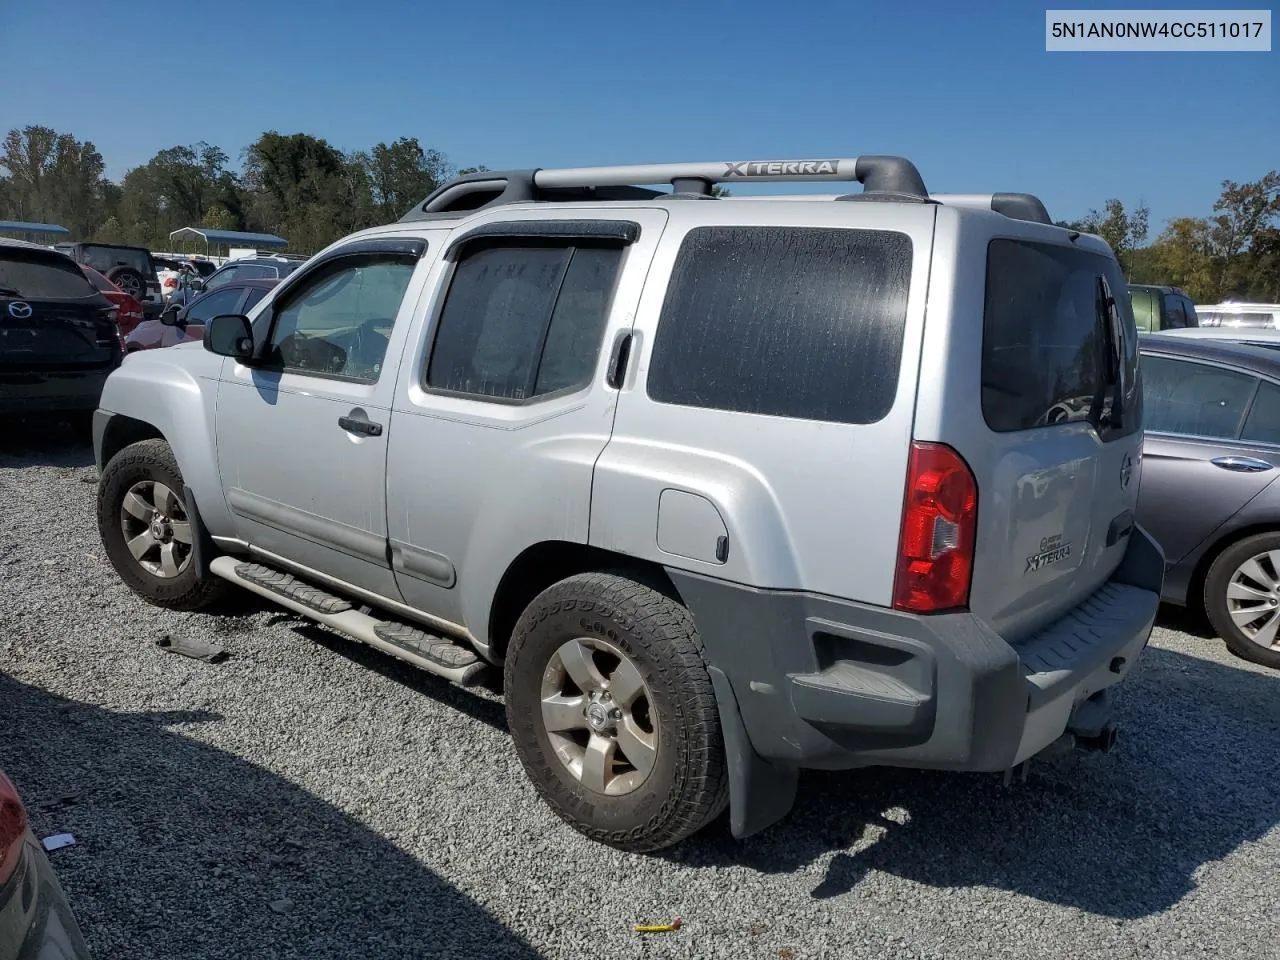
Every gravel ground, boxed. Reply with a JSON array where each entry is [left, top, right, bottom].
[[2, 424, 1278, 960]]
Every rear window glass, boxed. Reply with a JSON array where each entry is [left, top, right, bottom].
[[77, 244, 154, 278], [0, 252, 99, 299], [647, 226, 913, 424], [982, 239, 1138, 434]]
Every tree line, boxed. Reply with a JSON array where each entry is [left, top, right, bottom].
[[1057, 171, 1279, 303], [1, 124, 1276, 302], [0, 125, 485, 256]]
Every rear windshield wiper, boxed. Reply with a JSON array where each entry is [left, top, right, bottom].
[[0, 286, 23, 296]]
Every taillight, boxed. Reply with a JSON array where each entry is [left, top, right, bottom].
[[892, 441, 978, 613], [163, 277, 178, 290], [0, 770, 29, 885]]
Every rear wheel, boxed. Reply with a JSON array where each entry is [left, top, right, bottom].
[[107, 267, 146, 300], [504, 571, 728, 852], [1203, 533, 1280, 669], [98, 438, 229, 611]]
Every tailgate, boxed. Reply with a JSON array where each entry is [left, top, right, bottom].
[[0, 298, 119, 367], [968, 238, 1143, 643]]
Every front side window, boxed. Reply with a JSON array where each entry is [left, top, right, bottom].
[[647, 226, 913, 424], [426, 241, 623, 401], [206, 267, 238, 290], [268, 257, 416, 382], [1141, 354, 1257, 439], [982, 240, 1139, 438], [186, 287, 245, 325], [235, 264, 276, 281]]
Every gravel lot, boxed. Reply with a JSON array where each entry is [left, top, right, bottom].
[[2, 423, 1278, 960]]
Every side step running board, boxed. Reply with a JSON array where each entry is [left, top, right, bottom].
[[209, 556, 487, 686]]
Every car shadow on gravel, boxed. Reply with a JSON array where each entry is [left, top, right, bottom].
[[0, 417, 95, 469], [0, 674, 541, 960], [269, 617, 511, 732], [675, 645, 1279, 920]]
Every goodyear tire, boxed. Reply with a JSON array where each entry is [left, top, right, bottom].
[[504, 572, 729, 852]]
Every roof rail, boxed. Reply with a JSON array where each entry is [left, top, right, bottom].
[[401, 155, 929, 220], [931, 193, 1053, 226]]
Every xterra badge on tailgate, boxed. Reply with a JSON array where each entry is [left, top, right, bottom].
[[1026, 534, 1072, 573]]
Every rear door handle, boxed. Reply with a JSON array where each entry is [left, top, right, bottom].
[[1211, 455, 1272, 472], [338, 413, 383, 437]]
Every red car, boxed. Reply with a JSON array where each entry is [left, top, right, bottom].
[[0, 768, 92, 958], [82, 264, 145, 336]]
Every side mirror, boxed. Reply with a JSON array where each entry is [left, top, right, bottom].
[[204, 314, 255, 362], [187, 277, 205, 292], [160, 304, 181, 327]]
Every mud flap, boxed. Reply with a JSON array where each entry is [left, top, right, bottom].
[[709, 666, 798, 839]]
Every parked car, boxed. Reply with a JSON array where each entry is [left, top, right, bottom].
[[1195, 301, 1280, 329], [1137, 333, 1280, 669], [166, 255, 304, 309], [82, 263, 145, 336], [1156, 326, 1280, 349], [126, 278, 278, 352], [1, 238, 123, 417], [54, 241, 164, 318], [1129, 284, 1198, 332], [0, 767, 92, 959], [92, 156, 1161, 851]]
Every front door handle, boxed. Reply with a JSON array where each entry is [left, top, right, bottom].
[[1211, 455, 1272, 472], [338, 413, 383, 437]]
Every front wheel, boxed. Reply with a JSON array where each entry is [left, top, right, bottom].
[[1203, 533, 1280, 670], [97, 438, 229, 611], [504, 572, 729, 852]]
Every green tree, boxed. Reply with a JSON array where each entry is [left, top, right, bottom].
[[361, 137, 453, 221], [0, 125, 107, 237], [1061, 198, 1150, 275]]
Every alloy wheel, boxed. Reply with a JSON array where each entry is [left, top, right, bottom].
[[1226, 550, 1280, 652], [539, 637, 658, 796], [119, 480, 193, 578]]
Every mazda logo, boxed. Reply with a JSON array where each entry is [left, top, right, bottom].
[[7, 301, 33, 319]]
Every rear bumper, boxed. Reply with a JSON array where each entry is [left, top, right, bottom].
[[667, 524, 1164, 836], [0, 366, 116, 414]]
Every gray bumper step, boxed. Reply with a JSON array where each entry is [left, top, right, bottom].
[[235, 562, 353, 614], [373, 623, 480, 670], [211, 557, 486, 686]]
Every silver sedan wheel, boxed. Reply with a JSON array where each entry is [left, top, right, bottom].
[[119, 480, 193, 578], [1226, 551, 1280, 652], [540, 637, 658, 797]]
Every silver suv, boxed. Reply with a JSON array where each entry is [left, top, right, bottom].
[[92, 156, 1163, 851]]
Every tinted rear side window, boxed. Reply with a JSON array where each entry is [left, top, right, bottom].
[[982, 239, 1138, 435], [0, 253, 99, 299], [647, 226, 913, 424]]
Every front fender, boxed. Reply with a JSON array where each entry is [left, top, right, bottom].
[[96, 346, 232, 537]]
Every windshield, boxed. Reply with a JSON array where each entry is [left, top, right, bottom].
[[0, 252, 100, 299]]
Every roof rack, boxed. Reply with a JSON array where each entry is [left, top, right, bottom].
[[401, 155, 931, 220], [929, 193, 1054, 225]]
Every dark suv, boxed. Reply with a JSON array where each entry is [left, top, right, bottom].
[[55, 242, 164, 318], [1, 239, 123, 416], [1129, 284, 1199, 332]]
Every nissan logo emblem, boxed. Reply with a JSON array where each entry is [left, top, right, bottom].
[[7, 301, 33, 319]]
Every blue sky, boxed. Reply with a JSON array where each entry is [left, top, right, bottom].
[[1, 0, 1275, 231]]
